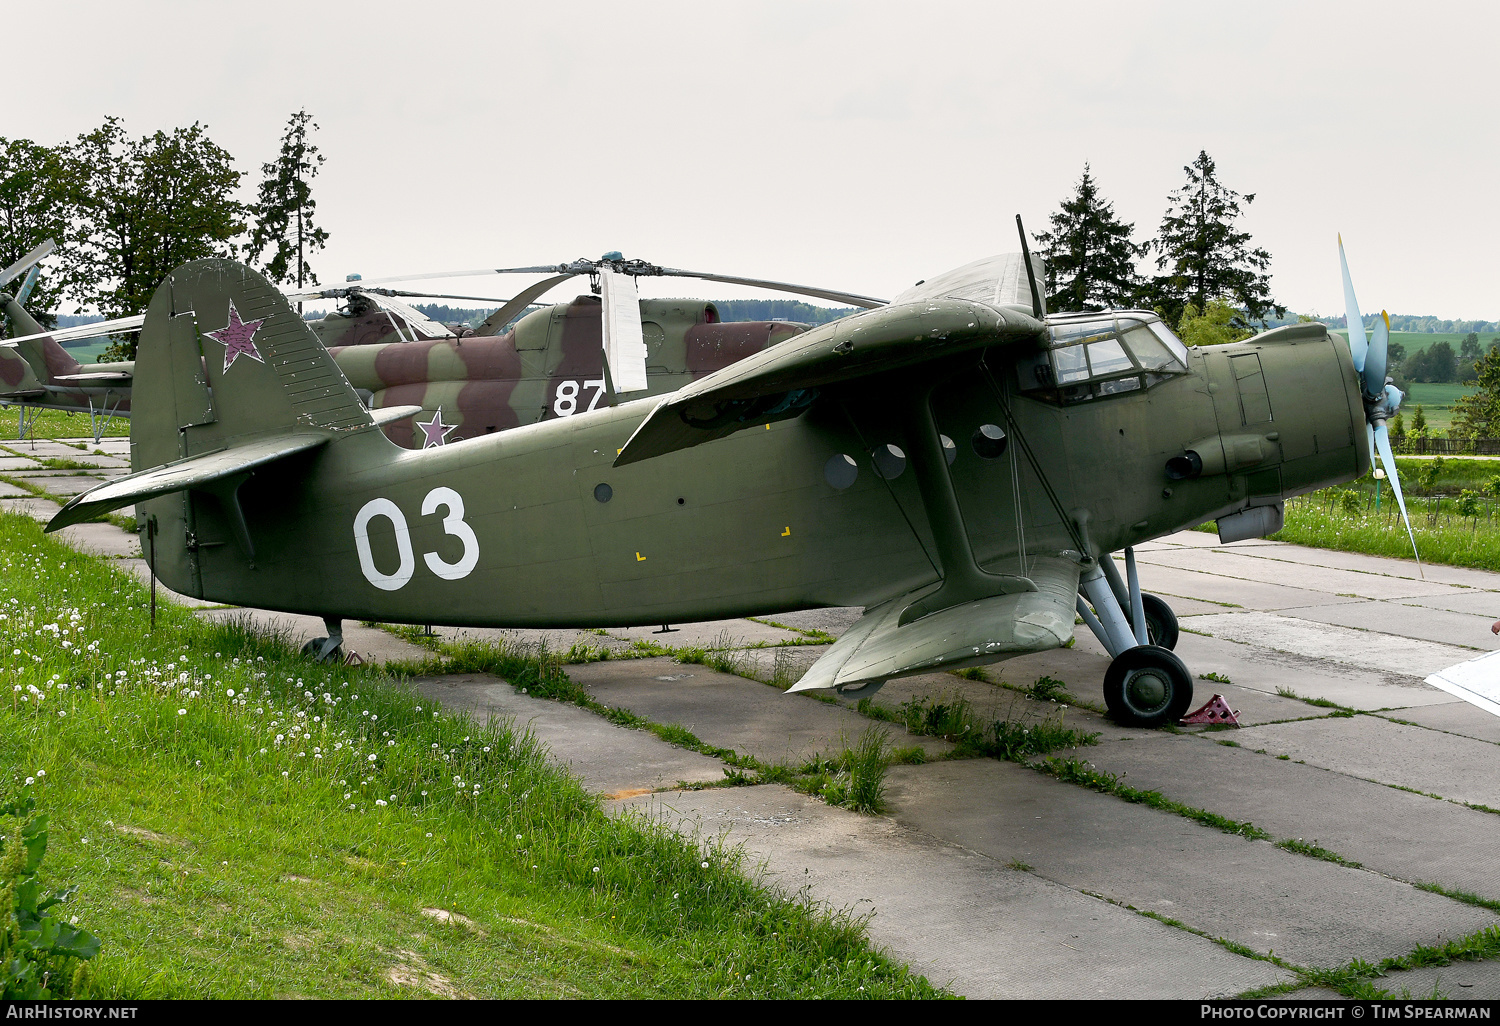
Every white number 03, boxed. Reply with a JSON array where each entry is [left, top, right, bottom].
[[353, 487, 480, 591]]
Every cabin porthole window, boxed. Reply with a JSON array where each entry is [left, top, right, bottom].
[[940, 433, 957, 466], [824, 454, 859, 490], [594, 482, 613, 503], [871, 444, 907, 480], [972, 424, 1007, 459]]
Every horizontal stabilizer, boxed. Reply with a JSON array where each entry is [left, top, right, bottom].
[[788, 555, 1080, 694], [47, 431, 328, 531], [370, 404, 424, 427], [616, 298, 1044, 467], [53, 372, 133, 385]]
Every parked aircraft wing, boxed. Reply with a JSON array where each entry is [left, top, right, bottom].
[[1425, 650, 1500, 718], [614, 297, 1045, 466], [787, 553, 1081, 693], [49, 431, 329, 530]]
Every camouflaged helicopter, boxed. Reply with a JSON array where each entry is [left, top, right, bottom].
[[0, 244, 864, 447], [0, 241, 137, 438], [40, 227, 1418, 728]]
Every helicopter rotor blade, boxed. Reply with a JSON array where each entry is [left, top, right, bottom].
[[1338, 235, 1368, 373], [0, 239, 57, 291], [471, 274, 578, 336], [13, 266, 41, 308], [600, 267, 648, 393], [652, 267, 886, 309]]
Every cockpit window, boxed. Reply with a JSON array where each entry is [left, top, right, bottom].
[[1020, 311, 1189, 404]]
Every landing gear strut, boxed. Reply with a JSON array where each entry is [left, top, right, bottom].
[[1076, 546, 1193, 728], [301, 617, 345, 663]]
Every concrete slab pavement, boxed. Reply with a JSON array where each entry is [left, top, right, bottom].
[[615, 784, 1292, 999], [1182, 611, 1479, 678], [884, 759, 1500, 968], [407, 672, 726, 795], [1079, 732, 1500, 902], [564, 655, 952, 764], [1235, 715, 1500, 809]]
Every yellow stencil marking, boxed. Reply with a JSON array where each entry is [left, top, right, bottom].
[[635, 552, 646, 561], [765, 423, 771, 430], [781, 526, 791, 537], [617, 447, 623, 454]]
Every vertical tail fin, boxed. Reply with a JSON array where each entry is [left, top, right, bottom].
[[131, 259, 376, 471]]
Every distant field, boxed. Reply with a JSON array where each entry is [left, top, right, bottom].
[[59, 340, 115, 363], [1331, 330, 1497, 357], [1400, 382, 1473, 433]]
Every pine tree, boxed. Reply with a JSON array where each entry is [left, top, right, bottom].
[[249, 111, 328, 292], [1033, 164, 1145, 312], [1145, 151, 1283, 328]]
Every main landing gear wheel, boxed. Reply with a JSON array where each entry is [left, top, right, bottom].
[[300, 636, 344, 663], [1103, 645, 1193, 728], [1141, 593, 1179, 651]]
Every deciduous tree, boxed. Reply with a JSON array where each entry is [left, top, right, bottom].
[[0, 138, 71, 330], [1033, 164, 1145, 312], [66, 117, 246, 355], [1454, 347, 1500, 438]]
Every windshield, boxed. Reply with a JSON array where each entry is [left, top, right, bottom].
[[1021, 311, 1190, 404]]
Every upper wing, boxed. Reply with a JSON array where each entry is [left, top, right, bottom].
[[892, 252, 1046, 312], [614, 296, 1045, 466], [787, 553, 1082, 694]]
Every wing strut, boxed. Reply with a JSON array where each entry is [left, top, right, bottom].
[[979, 359, 1091, 556], [895, 375, 1035, 626]]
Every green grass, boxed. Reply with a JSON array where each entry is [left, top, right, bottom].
[[1035, 758, 1270, 840], [0, 511, 940, 998], [1271, 489, 1500, 572], [0, 406, 128, 440], [897, 694, 1099, 762]]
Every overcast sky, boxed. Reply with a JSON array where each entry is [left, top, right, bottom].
[[14, 1, 1497, 319]]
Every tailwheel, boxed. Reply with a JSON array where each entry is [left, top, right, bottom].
[[1141, 593, 1179, 650], [1103, 645, 1193, 728]]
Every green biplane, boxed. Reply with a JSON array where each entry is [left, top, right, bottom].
[[43, 235, 1414, 727]]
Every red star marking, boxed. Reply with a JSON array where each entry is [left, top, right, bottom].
[[207, 299, 267, 373], [417, 407, 456, 448]]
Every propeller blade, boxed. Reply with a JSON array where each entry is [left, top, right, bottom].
[[654, 267, 886, 309], [1374, 421, 1424, 579], [472, 274, 578, 336], [1338, 235, 1367, 373], [1364, 310, 1390, 398], [0, 239, 57, 291], [600, 266, 648, 394]]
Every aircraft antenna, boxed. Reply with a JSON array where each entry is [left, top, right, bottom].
[[1015, 215, 1044, 319]]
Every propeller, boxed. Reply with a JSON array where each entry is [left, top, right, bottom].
[[1340, 237, 1423, 577]]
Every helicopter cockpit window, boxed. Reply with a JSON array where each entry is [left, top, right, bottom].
[[1020, 312, 1189, 404]]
